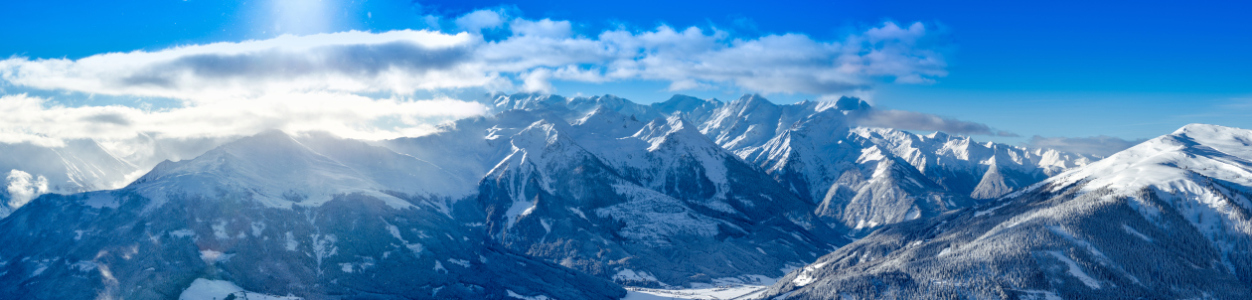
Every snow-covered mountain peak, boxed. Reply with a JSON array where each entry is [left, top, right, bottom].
[[1045, 123, 1252, 196], [636, 115, 694, 134], [490, 93, 567, 112], [653, 94, 722, 113], [575, 105, 619, 124], [732, 93, 776, 109], [632, 116, 713, 153], [130, 130, 417, 210], [713, 94, 783, 122], [924, 130, 950, 140], [1171, 123, 1252, 156], [572, 105, 647, 137], [511, 119, 569, 149]]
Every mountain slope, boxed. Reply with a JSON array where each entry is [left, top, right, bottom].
[[0, 140, 139, 218], [0, 131, 625, 300], [464, 108, 845, 287], [0, 136, 227, 218], [758, 124, 1252, 299], [683, 94, 1097, 234]]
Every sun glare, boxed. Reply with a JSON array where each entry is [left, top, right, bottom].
[[266, 0, 333, 35]]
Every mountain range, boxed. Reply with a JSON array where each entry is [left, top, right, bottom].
[[7, 93, 1218, 299]]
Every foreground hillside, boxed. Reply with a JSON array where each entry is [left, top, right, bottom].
[[759, 124, 1252, 299]]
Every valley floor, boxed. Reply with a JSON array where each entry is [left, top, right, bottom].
[[623, 278, 776, 300]]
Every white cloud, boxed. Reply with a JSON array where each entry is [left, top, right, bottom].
[[0, 15, 945, 101], [510, 18, 573, 38], [0, 9, 949, 145], [865, 22, 927, 43], [0, 30, 491, 101], [6, 169, 48, 209], [0, 93, 485, 147], [521, 69, 555, 93], [455, 9, 506, 33]]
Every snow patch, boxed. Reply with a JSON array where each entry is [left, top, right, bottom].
[[1045, 251, 1101, 289], [568, 207, 588, 220], [29, 262, 48, 277], [448, 258, 471, 268], [251, 221, 266, 237], [284, 231, 298, 251], [504, 198, 537, 229], [974, 200, 1012, 217], [1121, 224, 1152, 242], [792, 262, 829, 287], [179, 278, 301, 300], [311, 234, 338, 271], [69, 260, 98, 272], [613, 268, 659, 282], [170, 229, 196, 239], [433, 260, 447, 274], [383, 221, 424, 258], [212, 221, 229, 240], [200, 250, 233, 264], [506, 290, 551, 300]]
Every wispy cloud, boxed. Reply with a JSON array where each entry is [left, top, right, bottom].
[[851, 109, 1018, 137], [1024, 135, 1147, 157]]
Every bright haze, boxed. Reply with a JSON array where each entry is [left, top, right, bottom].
[[0, 0, 1248, 156]]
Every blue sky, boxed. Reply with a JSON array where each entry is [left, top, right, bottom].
[[1, 0, 1249, 153]]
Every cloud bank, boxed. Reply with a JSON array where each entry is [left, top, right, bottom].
[[0, 16, 944, 99], [0, 8, 947, 146], [0, 93, 485, 147], [1025, 135, 1147, 157], [0, 30, 485, 100]]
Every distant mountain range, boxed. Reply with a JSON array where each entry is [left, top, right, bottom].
[[1, 93, 1160, 299]]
